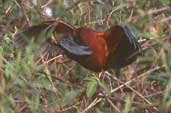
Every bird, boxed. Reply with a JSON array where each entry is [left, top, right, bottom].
[[13, 20, 143, 72]]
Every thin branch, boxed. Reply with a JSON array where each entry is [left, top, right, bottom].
[[80, 98, 102, 113], [148, 6, 171, 15], [105, 4, 127, 24], [41, 0, 52, 9], [20, 1, 31, 26], [81, 66, 161, 113], [105, 95, 121, 113], [111, 66, 161, 93], [112, 76, 159, 112], [45, 54, 63, 64], [160, 16, 171, 23]]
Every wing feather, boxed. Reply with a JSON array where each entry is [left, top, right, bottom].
[[105, 25, 143, 68]]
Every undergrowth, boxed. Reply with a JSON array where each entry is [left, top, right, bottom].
[[0, 0, 171, 113]]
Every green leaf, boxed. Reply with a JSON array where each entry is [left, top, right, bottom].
[[86, 78, 98, 99], [1, 32, 14, 54], [98, 81, 110, 94], [40, 78, 51, 88], [0, 6, 3, 15]]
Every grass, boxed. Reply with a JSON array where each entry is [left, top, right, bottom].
[[0, 0, 171, 113]]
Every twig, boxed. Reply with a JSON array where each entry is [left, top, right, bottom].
[[41, 0, 52, 9], [4, 4, 13, 14], [40, 55, 57, 92], [12, 0, 21, 8], [160, 16, 171, 23], [80, 98, 102, 113], [81, 66, 161, 113], [144, 91, 163, 98], [20, 1, 31, 26], [35, 51, 48, 65], [112, 76, 159, 112], [45, 54, 63, 64], [105, 4, 127, 24], [128, 8, 134, 22], [148, 6, 171, 15], [60, 102, 80, 112], [105, 95, 121, 113], [111, 66, 161, 93]]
